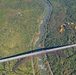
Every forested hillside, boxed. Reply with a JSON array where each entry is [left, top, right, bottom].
[[43, 0, 76, 75]]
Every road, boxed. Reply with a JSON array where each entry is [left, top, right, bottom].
[[0, 44, 76, 63]]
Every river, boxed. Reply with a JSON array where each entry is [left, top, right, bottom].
[[35, 0, 51, 75], [36, 0, 51, 47]]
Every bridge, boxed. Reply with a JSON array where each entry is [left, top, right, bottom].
[[0, 44, 76, 63]]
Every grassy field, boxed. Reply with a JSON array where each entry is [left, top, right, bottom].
[[0, 0, 46, 57], [43, 0, 76, 75], [0, 0, 46, 75]]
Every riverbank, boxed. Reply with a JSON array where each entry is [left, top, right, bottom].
[[34, 0, 51, 75], [30, 2, 47, 48]]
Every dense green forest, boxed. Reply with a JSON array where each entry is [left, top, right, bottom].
[[43, 0, 76, 75]]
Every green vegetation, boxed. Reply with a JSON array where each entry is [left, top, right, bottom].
[[0, 0, 45, 57], [0, 0, 46, 75], [0, 0, 76, 75], [43, 0, 76, 75]]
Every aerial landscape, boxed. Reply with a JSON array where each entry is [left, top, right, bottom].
[[0, 0, 76, 75]]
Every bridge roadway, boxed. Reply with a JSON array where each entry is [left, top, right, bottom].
[[0, 44, 76, 63]]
